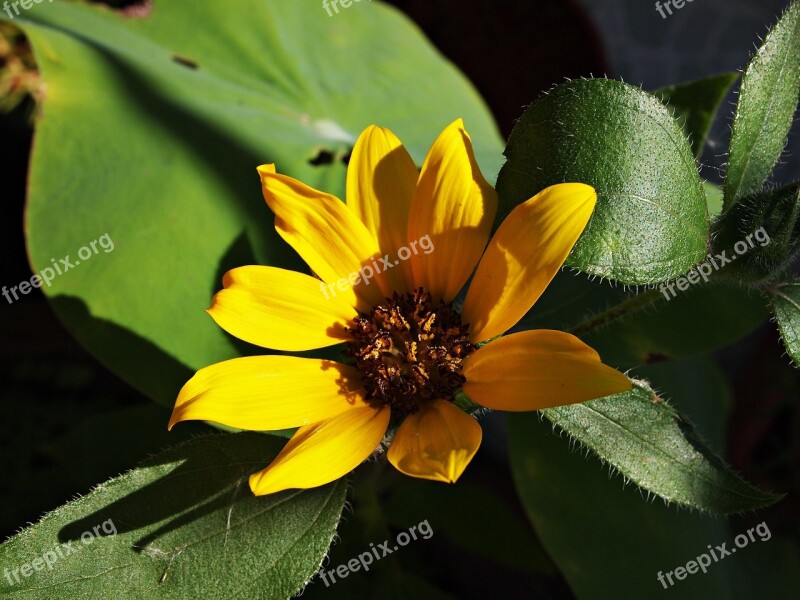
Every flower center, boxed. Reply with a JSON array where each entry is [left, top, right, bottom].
[[345, 288, 477, 418]]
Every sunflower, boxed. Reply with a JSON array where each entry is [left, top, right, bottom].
[[169, 119, 631, 495]]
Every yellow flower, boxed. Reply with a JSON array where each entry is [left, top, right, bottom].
[[169, 119, 632, 495]]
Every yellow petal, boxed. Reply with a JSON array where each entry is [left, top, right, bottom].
[[407, 119, 497, 302], [462, 330, 632, 411], [462, 183, 596, 342], [169, 356, 367, 431], [249, 405, 390, 495], [387, 400, 482, 483], [347, 125, 418, 293], [207, 266, 357, 351], [257, 165, 390, 312]]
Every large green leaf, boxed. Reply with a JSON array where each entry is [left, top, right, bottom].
[[539, 382, 781, 513], [496, 78, 709, 285], [510, 270, 630, 334], [635, 357, 731, 456], [512, 273, 767, 370], [655, 73, 739, 158], [768, 280, 800, 366], [582, 284, 769, 369], [0, 433, 347, 599], [383, 479, 555, 576], [724, 1, 800, 209], [9, 0, 503, 405], [509, 410, 799, 600], [299, 471, 460, 600]]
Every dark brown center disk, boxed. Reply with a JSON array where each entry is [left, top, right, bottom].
[[345, 288, 477, 419]]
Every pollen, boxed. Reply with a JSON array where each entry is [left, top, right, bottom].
[[345, 288, 476, 419]]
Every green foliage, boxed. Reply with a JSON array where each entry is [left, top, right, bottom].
[[511, 270, 629, 334], [3, 0, 800, 597], [582, 284, 769, 369], [655, 73, 739, 158], [724, 1, 800, 209], [539, 381, 781, 513], [383, 479, 555, 576], [10, 0, 503, 406], [0, 433, 347, 599], [496, 78, 709, 285], [636, 356, 731, 455], [516, 273, 768, 371], [714, 183, 800, 283], [768, 280, 800, 366], [509, 411, 800, 600]]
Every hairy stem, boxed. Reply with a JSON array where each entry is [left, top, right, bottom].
[[568, 289, 666, 338]]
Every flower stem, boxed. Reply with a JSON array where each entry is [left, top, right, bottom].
[[568, 289, 665, 338]]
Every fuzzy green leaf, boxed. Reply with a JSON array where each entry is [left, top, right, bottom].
[[768, 280, 800, 367], [497, 78, 708, 285], [0, 433, 347, 599], [539, 382, 781, 513], [509, 406, 798, 600], [724, 1, 800, 209]]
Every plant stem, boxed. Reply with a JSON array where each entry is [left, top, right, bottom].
[[568, 288, 665, 337]]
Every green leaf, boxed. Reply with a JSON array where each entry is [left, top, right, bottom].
[[509, 413, 731, 599], [729, 536, 800, 599], [539, 382, 781, 513], [635, 356, 731, 456], [10, 0, 503, 406], [496, 78, 708, 285], [509, 410, 798, 600], [582, 283, 769, 369], [768, 280, 800, 366], [511, 270, 629, 334], [300, 473, 460, 600], [383, 478, 555, 576], [713, 182, 800, 283], [655, 73, 739, 158], [724, 1, 800, 209], [0, 433, 347, 599], [514, 272, 767, 370]]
